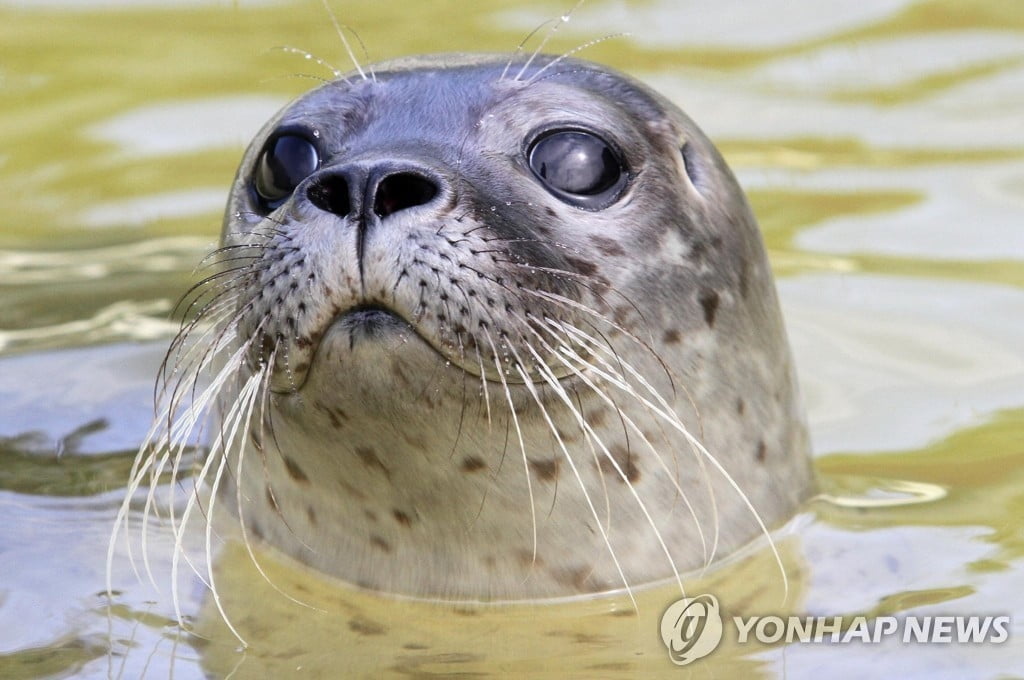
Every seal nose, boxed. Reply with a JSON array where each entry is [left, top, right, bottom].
[[306, 166, 439, 220], [307, 172, 352, 217], [373, 173, 437, 218]]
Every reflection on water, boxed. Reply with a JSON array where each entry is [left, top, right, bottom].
[[0, 0, 1022, 677]]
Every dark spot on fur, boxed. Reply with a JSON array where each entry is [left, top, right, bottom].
[[348, 617, 386, 636], [591, 235, 625, 257], [339, 478, 367, 501], [551, 566, 603, 593], [249, 522, 264, 540], [545, 206, 557, 217], [460, 456, 486, 473], [736, 397, 745, 416], [483, 555, 496, 569], [598, 445, 640, 483], [663, 328, 681, 344], [689, 239, 707, 263], [283, 456, 309, 484], [698, 288, 720, 327], [306, 506, 317, 526], [364, 509, 378, 522], [612, 305, 633, 326], [584, 409, 608, 427], [355, 446, 391, 479], [756, 440, 767, 463], [403, 643, 430, 651], [370, 535, 391, 552], [323, 412, 344, 429], [393, 509, 413, 527], [554, 427, 579, 443], [564, 256, 598, 277], [528, 457, 560, 482]]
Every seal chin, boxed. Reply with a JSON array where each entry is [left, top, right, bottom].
[[334, 304, 412, 344], [270, 299, 576, 395], [267, 303, 424, 394]]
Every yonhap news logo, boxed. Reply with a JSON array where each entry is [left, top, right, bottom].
[[659, 593, 1011, 666], [659, 594, 724, 666]]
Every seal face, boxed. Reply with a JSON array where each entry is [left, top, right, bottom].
[[150, 54, 813, 600]]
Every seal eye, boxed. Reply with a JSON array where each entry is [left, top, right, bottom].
[[528, 130, 627, 209], [254, 133, 320, 208]]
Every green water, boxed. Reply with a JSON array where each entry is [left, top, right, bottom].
[[1, 0, 1022, 677]]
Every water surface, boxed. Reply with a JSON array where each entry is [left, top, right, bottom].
[[1, 0, 1022, 677]]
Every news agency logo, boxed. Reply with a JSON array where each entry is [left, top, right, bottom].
[[659, 594, 724, 666], [660, 593, 1012, 666]]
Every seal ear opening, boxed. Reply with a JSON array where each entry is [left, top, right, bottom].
[[680, 142, 702, 195]]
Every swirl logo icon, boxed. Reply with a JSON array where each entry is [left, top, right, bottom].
[[660, 594, 724, 666]]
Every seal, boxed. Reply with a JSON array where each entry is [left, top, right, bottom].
[[116, 52, 813, 606]]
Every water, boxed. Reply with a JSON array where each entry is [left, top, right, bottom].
[[1, 0, 1022, 677]]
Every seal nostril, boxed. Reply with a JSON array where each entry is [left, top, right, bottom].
[[308, 174, 352, 217], [374, 173, 438, 218]]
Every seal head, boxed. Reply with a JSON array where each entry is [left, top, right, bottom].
[[209, 53, 813, 598]]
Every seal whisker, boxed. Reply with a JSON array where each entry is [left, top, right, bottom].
[[137, 314, 245, 584], [509, 352, 637, 606], [179, 258, 262, 310], [268, 45, 344, 80], [446, 330, 471, 461], [566, 381, 614, 537], [161, 291, 244, 380], [483, 328, 538, 567], [132, 366, 219, 595], [514, 0, 587, 82], [235, 352, 327, 614], [500, 17, 555, 81], [519, 286, 678, 399], [497, 259, 658, 345], [554, 320, 782, 590], [192, 253, 266, 276], [520, 340, 686, 596], [169, 263, 266, 326], [148, 314, 266, 584], [192, 367, 266, 646], [525, 32, 632, 86], [157, 310, 243, 443], [548, 318, 720, 556], [162, 305, 250, 433], [319, 0, 368, 82], [474, 343, 493, 429], [525, 317, 711, 569], [156, 336, 262, 613], [109, 399, 175, 592]]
